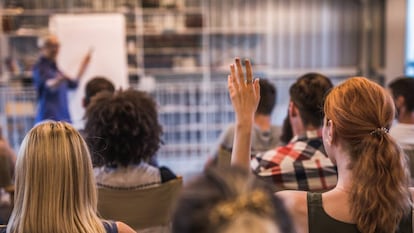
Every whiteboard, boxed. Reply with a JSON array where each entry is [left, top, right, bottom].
[[49, 14, 128, 129]]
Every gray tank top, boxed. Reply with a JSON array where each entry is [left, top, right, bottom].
[[307, 192, 412, 233]]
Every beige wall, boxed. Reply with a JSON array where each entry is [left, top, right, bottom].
[[385, 0, 407, 84]]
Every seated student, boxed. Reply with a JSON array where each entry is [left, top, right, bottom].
[[229, 64, 413, 233], [1, 121, 135, 233], [172, 166, 294, 233], [214, 79, 281, 157], [0, 126, 16, 224], [84, 89, 176, 189], [278, 77, 413, 233], [388, 77, 414, 184], [83, 76, 115, 108], [79, 76, 115, 139], [251, 73, 337, 192], [388, 77, 414, 150], [174, 58, 291, 233]]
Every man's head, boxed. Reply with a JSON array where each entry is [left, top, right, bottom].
[[388, 77, 414, 120], [256, 79, 277, 116], [289, 73, 333, 129], [83, 77, 115, 108], [39, 35, 60, 60]]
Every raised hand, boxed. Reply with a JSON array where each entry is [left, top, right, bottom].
[[77, 49, 93, 80], [81, 49, 92, 68], [228, 58, 260, 123], [228, 58, 260, 170]]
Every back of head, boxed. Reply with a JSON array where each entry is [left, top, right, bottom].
[[8, 121, 105, 233], [280, 115, 293, 145], [388, 76, 414, 112], [324, 77, 411, 233], [172, 166, 294, 233], [256, 79, 277, 115], [37, 34, 59, 48], [85, 89, 162, 167], [289, 73, 333, 127], [84, 77, 115, 107], [37, 34, 60, 60]]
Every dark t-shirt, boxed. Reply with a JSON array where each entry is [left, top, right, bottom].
[[160, 166, 177, 183], [307, 192, 412, 233]]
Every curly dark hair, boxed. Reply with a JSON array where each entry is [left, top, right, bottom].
[[289, 73, 333, 127], [84, 89, 162, 167]]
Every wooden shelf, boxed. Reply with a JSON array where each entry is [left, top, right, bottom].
[[139, 7, 202, 15]]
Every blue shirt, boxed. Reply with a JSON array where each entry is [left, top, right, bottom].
[[32, 56, 78, 123]]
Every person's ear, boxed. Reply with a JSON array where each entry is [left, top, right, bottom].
[[395, 95, 405, 109], [288, 101, 299, 118], [326, 119, 334, 145]]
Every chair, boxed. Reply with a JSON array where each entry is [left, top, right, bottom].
[[403, 148, 414, 185], [97, 177, 183, 231]]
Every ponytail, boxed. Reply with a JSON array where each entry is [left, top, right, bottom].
[[349, 133, 411, 233], [324, 77, 412, 233]]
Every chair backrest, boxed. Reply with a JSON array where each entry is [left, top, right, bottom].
[[403, 148, 414, 185], [97, 177, 183, 231]]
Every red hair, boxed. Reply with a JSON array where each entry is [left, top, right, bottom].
[[324, 77, 411, 233]]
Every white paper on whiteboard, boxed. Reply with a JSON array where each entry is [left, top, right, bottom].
[[49, 14, 128, 129]]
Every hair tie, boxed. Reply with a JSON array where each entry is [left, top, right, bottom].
[[370, 127, 389, 136]]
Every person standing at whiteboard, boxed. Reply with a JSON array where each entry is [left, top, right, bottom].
[[33, 35, 91, 124]]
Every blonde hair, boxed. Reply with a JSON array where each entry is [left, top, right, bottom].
[[172, 167, 294, 233], [7, 121, 106, 233], [324, 77, 411, 233]]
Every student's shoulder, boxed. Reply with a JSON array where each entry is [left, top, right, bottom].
[[276, 190, 308, 217], [276, 190, 309, 233], [270, 124, 282, 133], [116, 221, 137, 233], [222, 123, 236, 136], [276, 190, 308, 222]]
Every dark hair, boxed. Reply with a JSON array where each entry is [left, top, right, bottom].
[[84, 77, 115, 107], [388, 77, 414, 112], [290, 73, 333, 127], [84, 89, 162, 167], [279, 114, 293, 145], [172, 166, 294, 233], [256, 79, 277, 115]]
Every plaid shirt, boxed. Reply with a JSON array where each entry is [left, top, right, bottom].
[[251, 130, 337, 191]]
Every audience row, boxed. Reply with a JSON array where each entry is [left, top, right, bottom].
[[229, 58, 413, 233], [1, 57, 414, 233]]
